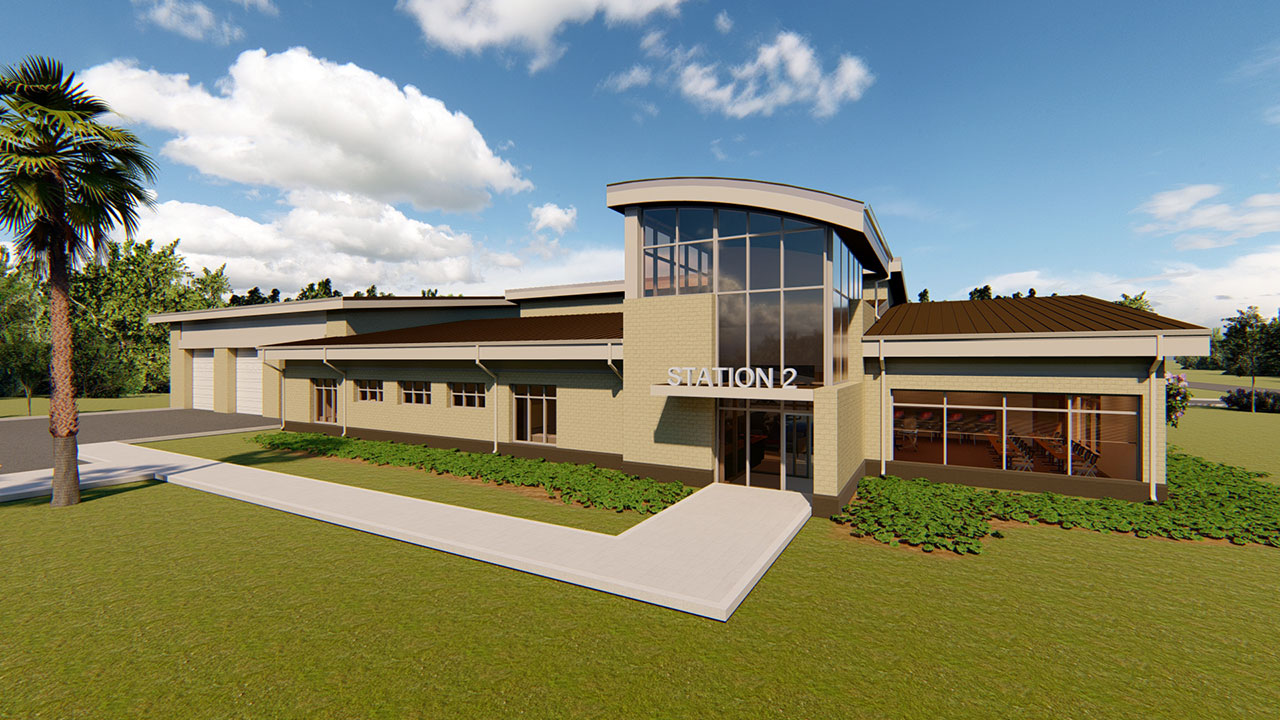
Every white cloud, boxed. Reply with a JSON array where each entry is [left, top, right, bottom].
[[714, 10, 732, 34], [710, 138, 727, 161], [81, 48, 530, 213], [116, 193, 621, 296], [968, 246, 1280, 328], [233, 0, 278, 14], [1139, 184, 1222, 220], [1265, 105, 1280, 125], [1173, 234, 1235, 251], [132, 0, 243, 44], [602, 64, 652, 92], [397, 0, 686, 72], [125, 192, 477, 292], [529, 202, 578, 235], [1136, 184, 1280, 244], [673, 31, 873, 118]]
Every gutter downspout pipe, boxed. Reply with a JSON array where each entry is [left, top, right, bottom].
[[1148, 334, 1163, 502], [879, 338, 887, 477], [476, 345, 498, 453], [321, 347, 348, 437]]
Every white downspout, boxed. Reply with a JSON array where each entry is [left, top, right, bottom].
[[879, 338, 887, 476], [321, 347, 348, 437], [476, 345, 498, 453], [1148, 334, 1163, 502], [262, 357, 285, 430]]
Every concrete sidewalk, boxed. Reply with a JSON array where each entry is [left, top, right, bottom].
[[0, 442, 810, 621]]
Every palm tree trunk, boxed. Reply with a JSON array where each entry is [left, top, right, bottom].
[[48, 242, 80, 507]]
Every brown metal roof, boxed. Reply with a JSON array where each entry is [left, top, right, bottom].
[[273, 312, 623, 347], [865, 295, 1202, 337]]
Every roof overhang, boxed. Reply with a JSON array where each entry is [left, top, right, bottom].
[[149, 296, 513, 324], [606, 177, 894, 276], [863, 330, 1210, 359], [262, 340, 623, 363]]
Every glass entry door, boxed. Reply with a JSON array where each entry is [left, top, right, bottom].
[[718, 400, 813, 492]]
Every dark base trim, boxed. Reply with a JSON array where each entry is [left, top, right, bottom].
[[883, 460, 1167, 502], [810, 460, 867, 517], [279, 421, 713, 488]]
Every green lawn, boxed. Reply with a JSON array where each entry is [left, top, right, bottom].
[[1172, 366, 1280, 391], [0, 393, 169, 418], [3, 434, 1280, 717], [1169, 406, 1280, 482], [140, 432, 645, 534]]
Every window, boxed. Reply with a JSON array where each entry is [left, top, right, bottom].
[[354, 379, 383, 402], [312, 378, 337, 424], [890, 390, 1141, 481], [450, 382, 486, 408], [402, 380, 430, 405], [513, 384, 557, 444]]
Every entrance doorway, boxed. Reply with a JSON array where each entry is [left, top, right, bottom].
[[313, 378, 337, 424], [717, 400, 813, 492]]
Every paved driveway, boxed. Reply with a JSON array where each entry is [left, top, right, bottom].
[[0, 409, 275, 474]]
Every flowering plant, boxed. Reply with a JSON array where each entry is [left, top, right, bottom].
[[1167, 373, 1189, 427]]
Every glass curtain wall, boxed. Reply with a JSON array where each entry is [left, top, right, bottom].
[[830, 233, 859, 383], [642, 205, 858, 386], [891, 390, 1142, 481]]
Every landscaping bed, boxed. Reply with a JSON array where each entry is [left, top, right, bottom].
[[833, 450, 1280, 554], [254, 432, 694, 514]]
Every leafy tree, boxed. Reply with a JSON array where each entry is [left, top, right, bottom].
[[0, 56, 156, 506], [968, 285, 993, 300], [0, 252, 48, 413], [294, 278, 341, 300], [352, 283, 391, 298], [1220, 307, 1268, 412], [229, 286, 280, 306], [1116, 291, 1154, 312], [69, 238, 227, 394], [421, 288, 440, 298], [916, 288, 930, 303]]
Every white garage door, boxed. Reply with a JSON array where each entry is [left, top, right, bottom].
[[192, 350, 214, 411], [235, 349, 263, 415]]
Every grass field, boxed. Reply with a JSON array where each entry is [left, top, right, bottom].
[[1169, 406, 1280, 482], [1172, 366, 1280, 391], [3, 432, 1280, 718], [0, 393, 169, 418]]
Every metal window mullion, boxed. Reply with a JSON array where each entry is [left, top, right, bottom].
[[942, 393, 948, 466], [1001, 394, 1007, 470]]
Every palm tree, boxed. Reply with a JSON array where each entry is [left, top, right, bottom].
[[0, 57, 156, 506]]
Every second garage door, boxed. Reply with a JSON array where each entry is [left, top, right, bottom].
[[235, 349, 262, 415], [192, 350, 214, 410]]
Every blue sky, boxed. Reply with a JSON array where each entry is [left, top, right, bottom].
[[4, 1, 1280, 326]]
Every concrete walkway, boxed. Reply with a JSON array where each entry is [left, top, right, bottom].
[[0, 442, 811, 621]]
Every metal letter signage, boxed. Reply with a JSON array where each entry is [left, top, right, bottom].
[[666, 366, 798, 388]]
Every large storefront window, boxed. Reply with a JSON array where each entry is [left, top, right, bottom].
[[718, 399, 814, 493], [891, 390, 1141, 481], [642, 205, 863, 387]]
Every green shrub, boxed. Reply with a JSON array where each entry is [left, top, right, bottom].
[[833, 450, 1280, 554], [253, 432, 694, 514]]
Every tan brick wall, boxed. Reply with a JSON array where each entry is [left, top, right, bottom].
[[502, 369, 623, 454], [212, 348, 236, 413], [280, 362, 624, 453], [622, 294, 716, 470], [518, 297, 623, 317], [261, 360, 282, 419], [170, 330, 191, 409], [861, 357, 1166, 486]]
